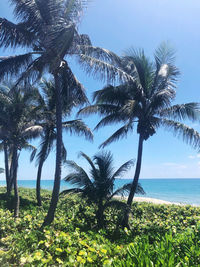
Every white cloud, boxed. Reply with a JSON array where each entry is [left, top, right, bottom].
[[197, 154, 200, 158]]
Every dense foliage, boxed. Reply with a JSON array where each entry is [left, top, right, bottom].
[[0, 187, 199, 266]]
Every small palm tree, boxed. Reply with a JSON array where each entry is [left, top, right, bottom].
[[61, 151, 145, 228], [79, 44, 200, 225], [34, 79, 93, 206], [0, 84, 41, 216]]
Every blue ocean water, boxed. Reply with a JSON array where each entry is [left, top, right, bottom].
[[0, 178, 200, 206]]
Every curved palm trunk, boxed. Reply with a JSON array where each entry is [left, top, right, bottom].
[[3, 142, 10, 194], [127, 134, 144, 205], [122, 134, 144, 227], [43, 73, 62, 226], [36, 137, 49, 206], [36, 160, 44, 206]]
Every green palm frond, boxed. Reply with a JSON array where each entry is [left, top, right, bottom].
[[22, 125, 43, 140], [94, 113, 127, 131], [78, 151, 98, 178], [79, 46, 122, 66], [93, 84, 129, 104], [93, 151, 114, 181], [107, 182, 145, 202], [0, 54, 34, 80], [64, 0, 91, 23], [161, 118, 200, 149], [78, 54, 135, 84], [78, 104, 119, 117], [60, 63, 88, 107], [99, 122, 133, 148], [112, 159, 135, 180], [62, 119, 93, 141], [64, 160, 93, 188], [0, 18, 35, 48], [160, 103, 200, 122]]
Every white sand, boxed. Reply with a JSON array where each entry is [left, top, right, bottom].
[[115, 196, 183, 205]]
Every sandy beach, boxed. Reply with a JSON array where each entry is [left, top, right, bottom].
[[115, 196, 183, 205]]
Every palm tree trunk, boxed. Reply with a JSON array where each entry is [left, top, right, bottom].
[[12, 146, 19, 218], [7, 149, 15, 195], [122, 134, 144, 228], [36, 160, 44, 206], [3, 142, 10, 194], [127, 134, 144, 205], [96, 199, 104, 228], [43, 72, 62, 226]]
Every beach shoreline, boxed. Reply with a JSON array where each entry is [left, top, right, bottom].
[[115, 196, 188, 206]]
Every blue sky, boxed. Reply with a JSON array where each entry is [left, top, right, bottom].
[[0, 0, 200, 180]]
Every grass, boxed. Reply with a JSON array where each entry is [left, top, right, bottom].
[[0, 187, 199, 266]]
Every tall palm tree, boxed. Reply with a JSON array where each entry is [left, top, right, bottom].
[[61, 151, 145, 228], [0, 84, 41, 216], [0, 0, 135, 225], [0, 0, 94, 225], [34, 79, 93, 206], [79, 44, 200, 224]]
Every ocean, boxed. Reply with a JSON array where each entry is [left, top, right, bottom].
[[0, 178, 200, 206]]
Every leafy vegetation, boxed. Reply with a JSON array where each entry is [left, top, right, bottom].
[[0, 187, 199, 266]]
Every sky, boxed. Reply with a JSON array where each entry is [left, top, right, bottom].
[[0, 0, 200, 180]]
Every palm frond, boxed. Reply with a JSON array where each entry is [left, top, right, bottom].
[[93, 84, 129, 105], [78, 54, 135, 84], [108, 182, 145, 202], [36, 130, 55, 165], [64, 0, 91, 23], [112, 159, 135, 180], [99, 123, 133, 148], [78, 151, 98, 177], [0, 53, 34, 80], [78, 104, 119, 117], [62, 119, 93, 141], [60, 63, 88, 107], [94, 113, 128, 131], [93, 151, 114, 181], [160, 103, 200, 122], [61, 141, 67, 162], [64, 160, 93, 188], [149, 88, 176, 112], [0, 18, 35, 48], [10, 0, 45, 31], [30, 147, 37, 162], [79, 45, 122, 66], [161, 118, 200, 149], [22, 125, 43, 139]]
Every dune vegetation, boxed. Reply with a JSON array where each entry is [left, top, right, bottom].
[[0, 187, 199, 266]]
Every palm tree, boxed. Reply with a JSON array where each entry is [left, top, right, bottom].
[[79, 44, 200, 224], [0, 84, 41, 216], [0, 0, 97, 225], [61, 151, 145, 228], [34, 79, 93, 206], [0, 0, 138, 225]]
